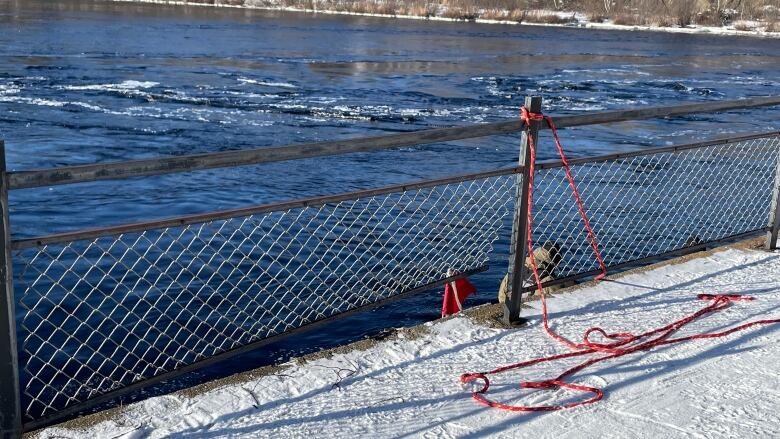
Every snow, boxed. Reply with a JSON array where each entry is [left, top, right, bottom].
[[36, 248, 780, 438]]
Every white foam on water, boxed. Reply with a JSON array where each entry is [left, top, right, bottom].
[[160, 89, 211, 104], [0, 96, 67, 107], [0, 94, 113, 112], [270, 102, 310, 111], [218, 118, 273, 127], [222, 90, 283, 99], [305, 96, 344, 104], [106, 105, 267, 124], [68, 102, 105, 111], [565, 103, 608, 111], [470, 76, 502, 96], [60, 80, 160, 91], [537, 78, 640, 86], [0, 84, 21, 95], [238, 77, 297, 88]]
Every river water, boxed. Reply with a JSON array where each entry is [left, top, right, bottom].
[[1, 0, 780, 412]]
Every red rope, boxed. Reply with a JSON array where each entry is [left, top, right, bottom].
[[460, 107, 780, 412]]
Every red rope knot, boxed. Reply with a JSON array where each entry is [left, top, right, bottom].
[[520, 106, 545, 125], [460, 372, 490, 393]]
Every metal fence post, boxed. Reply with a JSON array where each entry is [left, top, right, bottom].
[[0, 140, 22, 438], [766, 149, 780, 250], [503, 96, 542, 326]]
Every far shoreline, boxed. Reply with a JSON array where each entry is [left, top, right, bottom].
[[111, 0, 780, 39]]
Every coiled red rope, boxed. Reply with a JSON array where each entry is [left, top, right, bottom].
[[460, 107, 780, 412]]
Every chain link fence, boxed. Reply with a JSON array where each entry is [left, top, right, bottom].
[[533, 135, 780, 280], [5, 130, 780, 429], [13, 174, 516, 422]]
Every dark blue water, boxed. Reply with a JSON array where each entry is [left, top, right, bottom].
[[2, 0, 780, 414]]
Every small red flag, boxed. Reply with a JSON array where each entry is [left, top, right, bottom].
[[442, 272, 477, 317]]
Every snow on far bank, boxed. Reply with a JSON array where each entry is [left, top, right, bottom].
[[111, 0, 780, 39], [36, 248, 780, 438]]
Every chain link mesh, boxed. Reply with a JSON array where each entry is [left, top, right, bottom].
[[11, 133, 780, 424], [14, 175, 515, 421], [533, 136, 780, 279]]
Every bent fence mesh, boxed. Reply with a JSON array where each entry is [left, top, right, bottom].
[[10, 133, 780, 424], [13, 175, 516, 421]]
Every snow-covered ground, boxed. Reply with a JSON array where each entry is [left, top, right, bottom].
[[36, 248, 780, 438]]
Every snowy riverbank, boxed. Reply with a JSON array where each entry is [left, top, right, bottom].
[[34, 246, 780, 438], [111, 0, 780, 39]]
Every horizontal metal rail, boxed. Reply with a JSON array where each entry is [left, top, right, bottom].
[[8, 96, 780, 190], [11, 166, 521, 249], [9, 123, 523, 190], [14, 130, 778, 250], [20, 265, 487, 433], [535, 131, 780, 170]]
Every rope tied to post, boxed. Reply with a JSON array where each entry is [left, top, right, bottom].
[[459, 105, 780, 412], [519, 106, 607, 285]]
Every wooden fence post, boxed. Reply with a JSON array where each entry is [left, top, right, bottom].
[[766, 149, 780, 250], [503, 96, 542, 326], [0, 140, 22, 438]]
